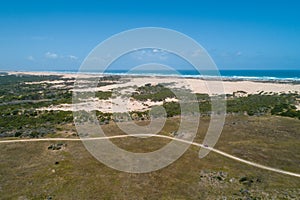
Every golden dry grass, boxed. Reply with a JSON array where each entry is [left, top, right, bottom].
[[0, 115, 300, 199]]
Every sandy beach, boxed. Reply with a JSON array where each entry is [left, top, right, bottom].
[[95, 76, 300, 95]]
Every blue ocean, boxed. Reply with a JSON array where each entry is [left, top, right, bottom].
[[26, 69, 300, 81], [72, 69, 300, 81]]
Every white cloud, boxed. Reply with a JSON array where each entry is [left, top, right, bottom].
[[45, 52, 58, 59], [191, 49, 205, 57], [66, 55, 78, 60], [26, 56, 35, 61], [152, 48, 163, 53], [132, 48, 168, 61]]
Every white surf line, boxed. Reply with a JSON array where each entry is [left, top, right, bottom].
[[1, 134, 300, 178]]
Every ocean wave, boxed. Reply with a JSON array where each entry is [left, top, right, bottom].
[[7, 70, 300, 82], [98, 72, 300, 81]]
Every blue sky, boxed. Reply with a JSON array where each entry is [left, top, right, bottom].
[[0, 0, 299, 71]]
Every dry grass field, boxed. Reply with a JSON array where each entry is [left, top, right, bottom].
[[1, 115, 300, 199]]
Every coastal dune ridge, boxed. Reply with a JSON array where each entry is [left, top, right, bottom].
[[7, 70, 300, 96], [6, 70, 299, 113]]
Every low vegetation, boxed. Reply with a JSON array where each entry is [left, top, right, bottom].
[[0, 77, 299, 138], [132, 83, 176, 101], [0, 74, 117, 137], [132, 84, 300, 119]]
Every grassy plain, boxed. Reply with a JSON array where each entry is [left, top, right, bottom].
[[0, 115, 300, 199]]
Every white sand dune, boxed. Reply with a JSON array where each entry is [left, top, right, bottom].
[[9, 71, 300, 112]]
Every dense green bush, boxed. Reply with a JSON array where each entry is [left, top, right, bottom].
[[132, 84, 176, 101], [95, 91, 112, 99]]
